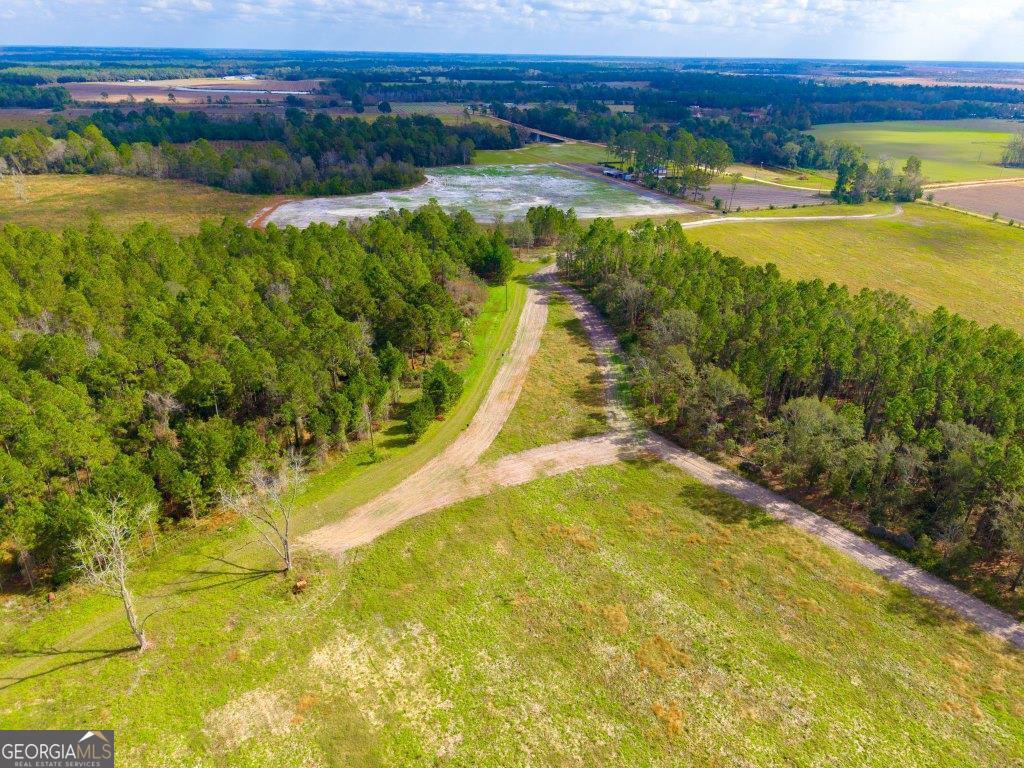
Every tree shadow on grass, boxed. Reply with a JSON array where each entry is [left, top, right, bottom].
[[882, 587, 961, 633], [673, 472, 782, 529], [0, 644, 137, 690], [156, 555, 278, 597]]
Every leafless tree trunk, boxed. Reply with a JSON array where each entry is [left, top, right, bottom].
[[221, 450, 306, 572], [16, 546, 36, 590], [74, 498, 154, 651]]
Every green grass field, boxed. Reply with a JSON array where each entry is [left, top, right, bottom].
[[693, 203, 1024, 331], [809, 120, 1024, 183], [4, 461, 1021, 765], [728, 163, 836, 189], [731, 201, 895, 218], [484, 290, 607, 459], [474, 142, 612, 165], [0, 174, 270, 236]]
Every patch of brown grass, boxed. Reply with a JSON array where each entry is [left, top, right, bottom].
[[600, 603, 630, 635], [510, 591, 537, 608], [546, 523, 597, 551], [636, 634, 692, 679], [841, 579, 885, 597], [651, 700, 686, 738], [628, 502, 659, 522]]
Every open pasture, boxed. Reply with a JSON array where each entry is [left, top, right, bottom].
[[809, 120, 1024, 183], [0, 173, 269, 235], [474, 141, 612, 165], [728, 163, 836, 189], [4, 460, 1021, 766], [692, 203, 1024, 331]]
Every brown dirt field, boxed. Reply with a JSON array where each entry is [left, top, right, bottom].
[[64, 78, 326, 107], [706, 181, 829, 210], [930, 181, 1024, 222]]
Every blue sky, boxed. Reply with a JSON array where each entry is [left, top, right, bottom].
[[3, 1, 1024, 62]]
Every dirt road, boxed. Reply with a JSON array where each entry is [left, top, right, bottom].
[[303, 263, 1024, 649], [300, 265, 554, 553], [677, 205, 903, 230]]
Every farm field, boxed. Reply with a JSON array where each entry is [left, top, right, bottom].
[[474, 141, 612, 165], [732, 201, 895, 218], [809, 120, 1024, 183], [386, 101, 503, 125], [704, 179, 829, 210], [266, 164, 693, 225], [484, 290, 607, 459], [930, 181, 1024, 223], [0, 174, 269, 235], [693, 203, 1024, 330], [63, 77, 325, 106], [728, 162, 836, 190], [4, 460, 1021, 765]]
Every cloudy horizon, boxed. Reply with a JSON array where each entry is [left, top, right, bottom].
[[3, 1, 1024, 63]]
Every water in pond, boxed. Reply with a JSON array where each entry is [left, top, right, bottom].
[[265, 164, 695, 226]]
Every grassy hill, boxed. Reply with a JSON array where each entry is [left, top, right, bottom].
[[809, 120, 1023, 183], [692, 203, 1024, 331], [0, 174, 270, 235], [3, 461, 1020, 766]]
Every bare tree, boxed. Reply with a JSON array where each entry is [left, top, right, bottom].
[[73, 499, 154, 651], [221, 451, 306, 572]]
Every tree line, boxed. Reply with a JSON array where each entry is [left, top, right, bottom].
[[0, 205, 514, 588], [0, 109, 520, 195], [0, 80, 70, 109], [558, 217, 1024, 598]]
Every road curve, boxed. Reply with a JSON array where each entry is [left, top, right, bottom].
[[299, 265, 554, 554], [303, 256, 1023, 650]]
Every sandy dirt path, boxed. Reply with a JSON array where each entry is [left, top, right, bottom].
[[299, 265, 554, 553], [677, 204, 903, 230], [303, 265, 1023, 649]]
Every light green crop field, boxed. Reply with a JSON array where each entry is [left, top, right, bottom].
[[809, 120, 1024, 183], [0, 174, 270, 236], [4, 461, 1021, 765], [484, 290, 607, 459], [693, 203, 1024, 331], [474, 141, 612, 165], [728, 162, 836, 189]]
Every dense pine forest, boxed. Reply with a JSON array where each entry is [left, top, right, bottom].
[[559, 218, 1024, 592], [0, 109, 520, 194], [0, 206, 514, 585], [0, 80, 71, 109]]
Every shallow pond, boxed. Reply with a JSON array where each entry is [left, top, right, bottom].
[[265, 164, 695, 226]]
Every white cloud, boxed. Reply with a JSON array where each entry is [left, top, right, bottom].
[[2, 0, 1024, 60]]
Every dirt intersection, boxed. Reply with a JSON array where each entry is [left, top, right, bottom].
[[301, 264, 1024, 649]]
